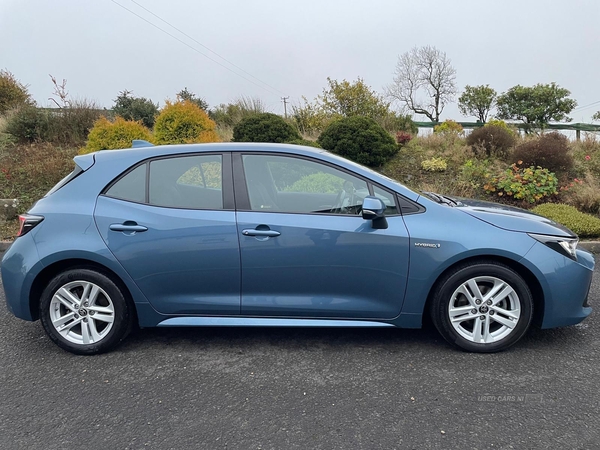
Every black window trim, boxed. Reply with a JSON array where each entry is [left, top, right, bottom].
[[234, 151, 404, 217], [101, 152, 234, 211]]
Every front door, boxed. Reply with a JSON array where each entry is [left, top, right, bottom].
[[236, 153, 410, 319]]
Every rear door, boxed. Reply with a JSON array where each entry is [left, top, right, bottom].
[[94, 152, 241, 315], [234, 153, 410, 319]]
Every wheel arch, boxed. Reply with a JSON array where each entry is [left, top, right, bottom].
[[29, 258, 138, 322], [423, 255, 545, 327]]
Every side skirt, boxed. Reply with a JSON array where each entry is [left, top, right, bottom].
[[156, 317, 396, 328]]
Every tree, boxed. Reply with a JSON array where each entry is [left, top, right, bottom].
[[113, 90, 159, 128], [177, 87, 209, 111], [593, 111, 600, 121], [385, 46, 457, 122], [458, 85, 497, 123], [0, 69, 32, 114], [496, 83, 577, 130], [317, 77, 390, 119]]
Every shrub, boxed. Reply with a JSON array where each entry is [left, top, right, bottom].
[[484, 163, 558, 204], [286, 138, 321, 148], [81, 116, 152, 154], [154, 100, 220, 145], [0, 142, 77, 212], [210, 96, 267, 128], [560, 174, 600, 215], [5, 100, 103, 146], [466, 124, 516, 158], [421, 157, 447, 172], [433, 120, 463, 135], [113, 90, 159, 128], [378, 113, 418, 134], [486, 119, 513, 132], [233, 112, 300, 143], [532, 203, 600, 238], [396, 131, 413, 146], [4, 105, 48, 142], [511, 132, 573, 177], [461, 159, 493, 190], [0, 70, 32, 115], [317, 116, 398, 167]]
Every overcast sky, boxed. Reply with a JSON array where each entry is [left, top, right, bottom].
[[1, 0, 599, 122]]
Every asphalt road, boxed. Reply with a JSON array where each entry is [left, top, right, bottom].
[[1, 265, 599, 450]]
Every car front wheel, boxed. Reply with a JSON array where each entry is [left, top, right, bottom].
[[431, 261, 533, 353], [39, 269, 133, 355]]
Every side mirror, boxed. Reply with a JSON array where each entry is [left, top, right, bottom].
[[362, 196, 385, 220]]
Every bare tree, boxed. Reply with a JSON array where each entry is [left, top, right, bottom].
[[385, 46, 457, 122]]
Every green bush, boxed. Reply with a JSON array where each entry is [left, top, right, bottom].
[[4, 105, 48, 142], [232, 112, 300, 143], [466, 124, 516, 158], [286, 138, 321, 148], [210, 96, 267, 128], [154, 100, 220, 145], [0, 70, 32, 115], [113, 90, 159, 128], [511, 132, 573, 177], [421, 157, 447, 172], [81, 116, 152, 154], [532, 203, 600, 238], [377, 112, 418, 134], [317, 116, 398, 167], [484, 163, 558, 204], [5, 100, 103, 146]]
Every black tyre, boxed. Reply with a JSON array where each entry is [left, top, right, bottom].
[[430, 261, 533, 353], [39, 269, 133, 355]]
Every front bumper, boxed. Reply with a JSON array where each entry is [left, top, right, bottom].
[[521, 242, 594, 329]]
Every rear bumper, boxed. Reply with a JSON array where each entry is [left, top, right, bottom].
[[1, 233, 44, 321], [521, 243, 594, 329]]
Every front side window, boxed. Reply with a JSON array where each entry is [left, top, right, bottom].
[[149, 155, 223, 209], [372, 185, 398, 216], [242, 154, 368, 215]]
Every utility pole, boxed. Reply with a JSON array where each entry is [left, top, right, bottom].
[[281, 96, 289, 118]]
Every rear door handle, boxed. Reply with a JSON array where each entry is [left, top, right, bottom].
[[110, 222, 148, 233], [242, 229, 280, 237]]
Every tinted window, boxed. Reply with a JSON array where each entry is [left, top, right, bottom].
[[149, 155, 223, 209], [372, 185, 398, 216], [105, 164, 146, 203], [242, 155, 368, 215]]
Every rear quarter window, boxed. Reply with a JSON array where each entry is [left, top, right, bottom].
[[105, 164, 147, 203]]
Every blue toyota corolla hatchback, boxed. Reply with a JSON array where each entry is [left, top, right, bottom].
[[1, 142, 594, 354]]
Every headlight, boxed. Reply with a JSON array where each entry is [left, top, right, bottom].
[[528, 233, 578, 261]]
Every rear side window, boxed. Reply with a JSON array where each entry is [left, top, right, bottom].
[[105, 164, 146, 203], [149, 155, 223, 209]]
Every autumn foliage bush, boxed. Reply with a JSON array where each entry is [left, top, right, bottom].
[[153, 100, 220, 145]]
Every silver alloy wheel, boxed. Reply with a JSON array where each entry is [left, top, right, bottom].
[[49, 280, 115, 345], [448, 276, 521, 344]]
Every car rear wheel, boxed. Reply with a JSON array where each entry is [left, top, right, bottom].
[[431, 261, 533, 353], [39, 269, 133, 355]]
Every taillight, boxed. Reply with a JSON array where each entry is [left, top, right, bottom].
[[17, 214, 44, 237]]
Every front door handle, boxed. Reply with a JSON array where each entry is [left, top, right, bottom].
[[110, 222, 148, 233], [242, 229, 281, 237]]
